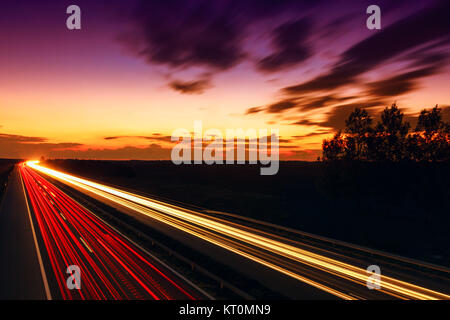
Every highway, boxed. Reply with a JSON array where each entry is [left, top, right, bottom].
[[25, 161, 450, 300], [18, 163, 207, 300]]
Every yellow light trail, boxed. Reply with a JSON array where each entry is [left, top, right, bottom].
[[26, 161, 450, 300]]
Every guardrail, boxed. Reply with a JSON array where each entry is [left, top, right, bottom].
[[204, 209, 450, 275]]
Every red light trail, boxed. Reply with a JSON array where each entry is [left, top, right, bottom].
[[20, 163, 203, 300]]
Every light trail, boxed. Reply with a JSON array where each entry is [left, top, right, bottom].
[[20, 162, 202, 300], [26, 161, 450, 300]]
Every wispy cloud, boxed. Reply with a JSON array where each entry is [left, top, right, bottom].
[[168, 78, 212, 94], [257, 18, 312, 73]]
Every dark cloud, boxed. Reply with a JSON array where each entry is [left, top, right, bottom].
[[104, 135, 150, 140], [292, 101, 385, 130], [317, 13, 354, 40], [169, 78, 212, 94], [319, 101, 385, 130], [122, 0, 244, 71], [119, 0, 322, 93], [292, 131, 331, 138], [123, 0, 321, 70], [266, 99, 298, 113], [0, 131, 172, 160], [245, 106, 264, 115], [283, 0, 450, 95], [293, 119, 316, 126], [257, 18, 312, 73], [104, 135, 173, 143], [0, 133, 47, 143], [47, 143, 84, 149], [366, 66, 441, 97], [246, 94, 356, 115], [364, 47, 449, 98], [0, 133, 83, 159], [297, 95, 354, 111]]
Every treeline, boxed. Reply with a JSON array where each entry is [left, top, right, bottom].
[[322, 104, 450, 162]]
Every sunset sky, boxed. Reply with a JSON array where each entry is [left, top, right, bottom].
[[1, 0, 449, 160]]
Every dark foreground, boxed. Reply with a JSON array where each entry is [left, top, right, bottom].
[[42, 160, 450, 267], [20, 162, 450, 299]]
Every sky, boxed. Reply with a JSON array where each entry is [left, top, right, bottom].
[[1, 0, 449, 160]]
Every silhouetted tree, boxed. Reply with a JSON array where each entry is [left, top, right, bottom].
[[322, 104, 449, 162], [322, 131, 345, 161], [344, 108, 373, 160], [408, 105, 450, 161], [416, 105, 444, 134], [372, 103, 410, 161]]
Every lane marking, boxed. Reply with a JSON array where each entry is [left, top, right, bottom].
[[19, 167, 52, 300], [348, 292, 366, 300], [79, 236, 93, 253]]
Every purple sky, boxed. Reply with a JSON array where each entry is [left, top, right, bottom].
[[0, 0, 449, 160]]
